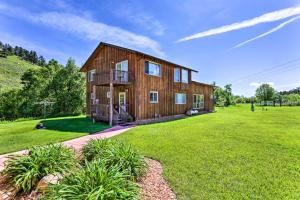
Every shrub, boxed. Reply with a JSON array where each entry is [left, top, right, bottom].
[[83, 139, 146, 180], [44, 160, 139, 200], [2, 144, 77, 193], [82, 139, 114, 162]]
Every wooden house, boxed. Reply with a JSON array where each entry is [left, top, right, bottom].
[[80, 42, 214, 125]]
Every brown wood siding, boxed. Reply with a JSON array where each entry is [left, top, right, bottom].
[[84, 45, 214, 120]]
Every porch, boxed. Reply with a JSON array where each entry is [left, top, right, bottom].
[[91, 104, 133, 125], [89, 69, 133, 125]]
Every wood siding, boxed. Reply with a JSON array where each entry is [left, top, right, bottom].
[[84, 44, 214, 121]]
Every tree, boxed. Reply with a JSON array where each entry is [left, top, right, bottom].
[[50, 58, 85, 115], [38, 56, 46, 66], [28, 50, 38, 64], [255, 84, 275, 105], [0, 90, 23, 120], [224, 84, 233, 106]]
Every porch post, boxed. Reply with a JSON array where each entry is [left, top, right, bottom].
[[109, 70, 113, 126]]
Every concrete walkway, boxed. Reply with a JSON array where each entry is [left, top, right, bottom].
[[0, 125, 134, 172]]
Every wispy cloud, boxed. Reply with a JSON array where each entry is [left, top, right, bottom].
[[0, 31, 69, 62], [0, 2, 164, 57], [177, 6, 300, 42], [232, 15, 300, 49], [114, 3, 165, 36], [250, 82, 275, 87]]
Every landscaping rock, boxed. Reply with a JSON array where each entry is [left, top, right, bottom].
[[37, 173, 63, 191], [138, 158, 177, 200]]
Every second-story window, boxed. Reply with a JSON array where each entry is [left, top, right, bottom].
[[88, 69, 96, 82], [174, 68, 180, 82], [145, 61, 160, 76], [182, 69, 188, 83]]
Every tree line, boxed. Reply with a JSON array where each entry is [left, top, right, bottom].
[[213, 83, 300, 107], [0, 41, 46, 66], [0, 42, 85, 120]]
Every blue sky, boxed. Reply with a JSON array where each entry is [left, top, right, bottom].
[[0, 0, 300, 96]]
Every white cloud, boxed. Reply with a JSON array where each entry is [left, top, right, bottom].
[[250, 82, 275, 87], [0, 2, 164, 57], [114, 4, 165, 36], [177, 6, 300, 42], [232, 15, 300, 49]]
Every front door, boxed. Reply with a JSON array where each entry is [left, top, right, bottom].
[[119, 92, 126, 112]]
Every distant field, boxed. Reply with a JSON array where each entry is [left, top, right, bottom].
[[116, 105, 300, 199], [0, 116, 110, 154], [0, 56, 39, 92]]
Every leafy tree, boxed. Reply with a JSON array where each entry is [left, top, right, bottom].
[[49, 58, 85, 115], [0, 90, 23, 120], [224, 84, 233, 106], [255, 84, 275, 105]]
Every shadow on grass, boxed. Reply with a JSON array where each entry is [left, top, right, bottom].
[[41, 117, 110, 134]]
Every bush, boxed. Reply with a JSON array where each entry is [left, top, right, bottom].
[[83, 139, 146, 180], [2, 144, 77, 193], [44, 160, 139, 200]]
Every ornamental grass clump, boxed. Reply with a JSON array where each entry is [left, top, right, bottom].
[[44, 159, 139, 200], [2, 144, 77, 193], [83, 139, 146, 180]]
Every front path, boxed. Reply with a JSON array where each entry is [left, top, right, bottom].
[[0, 125, 134, 172]]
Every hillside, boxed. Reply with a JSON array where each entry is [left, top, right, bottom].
[[0, 56, 40, 92]]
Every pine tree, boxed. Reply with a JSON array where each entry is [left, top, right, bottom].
[[38, 56, 46, 66]]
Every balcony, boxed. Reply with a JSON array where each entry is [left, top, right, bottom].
[[91, 69, 132, 86]]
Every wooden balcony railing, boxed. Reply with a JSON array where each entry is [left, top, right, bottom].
[[92, 69, 132, 85], [91, 104, 109, 122]]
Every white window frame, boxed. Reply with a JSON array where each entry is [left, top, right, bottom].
[[174, 68, 181, 82], [181, 69, 188, 83], [149, 91, 158, 103], [193, 94, 204, 109], [175, 93, 186, 105], [88, 69, 96, 82], [145, 61, 161, 77], [115, 60, 128, 72]]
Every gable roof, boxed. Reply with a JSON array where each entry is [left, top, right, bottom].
[[80, 42, 199, 73]]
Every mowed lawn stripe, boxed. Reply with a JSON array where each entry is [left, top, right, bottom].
[[0, 116, 110, 154], [116, 105, 300, 199]]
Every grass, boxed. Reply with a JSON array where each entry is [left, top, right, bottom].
[[0, 56, 40, 92], [0, 116, 110, 154], [116, 105, 300, 199]]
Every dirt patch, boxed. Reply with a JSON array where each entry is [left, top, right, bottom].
[[138, 158, 177, 200]]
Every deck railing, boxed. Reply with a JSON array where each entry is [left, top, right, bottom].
[[91, 104, 109, 121], [92, 69, 131, 85]]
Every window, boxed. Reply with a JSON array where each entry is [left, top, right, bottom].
[[193, 94, 204, 109], [175, 93, 186, 104], [150, 91, 158, 103], [115, 60, 128, 81], [174, 68, 180, 82], [116, 60, 128, 71], [145, 61, 160, 76], [88, 69, 96, 82], [91, 86, 96, 100], [182, 69, 188, 83]]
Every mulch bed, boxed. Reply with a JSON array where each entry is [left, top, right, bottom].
[[0, 157, 176, 200]]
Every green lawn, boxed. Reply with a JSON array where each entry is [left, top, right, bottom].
[[116, 105, 300, 199], [0, 116, 110, 154]]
